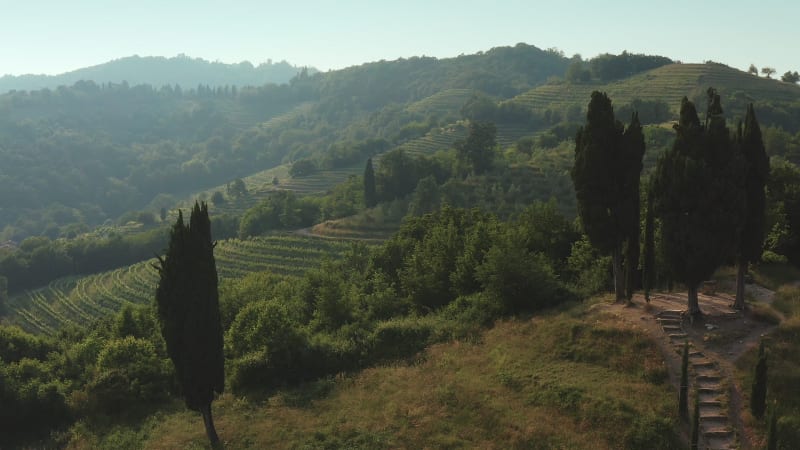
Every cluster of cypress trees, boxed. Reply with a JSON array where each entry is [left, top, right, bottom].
[[571, 92, 645, 302], [573, 88, 768, 314]]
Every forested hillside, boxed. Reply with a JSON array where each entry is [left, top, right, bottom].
[[0, 55, 310, 94], [0, 43, 570, 243]]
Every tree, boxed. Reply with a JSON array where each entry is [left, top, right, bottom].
[[767, 406, 778, 450], [572, 92, 645, 301], [748, 64, 758, 76], [622, 112, 646, 300], [155, 202, 224, 448], [210, 190, 225, 205], [227, 178, 248, 198], [750, 340, 768, 419], [761, 67, 776, 78], [642, 185, 656, 302], [455, 121, 497, 175], [691, 390, 700, 449], [651, 92, 745, 315], [565, 59, 591, 83], [159, 207, 167, 222], [781, 70, 800, 84], [680, 340, 689, 419], [364, 157, 377, 208], [734, 105, 769, 310], [0, 275, 6, 315]]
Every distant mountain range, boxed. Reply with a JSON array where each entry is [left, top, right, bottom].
[[0, 54, 316, 93]]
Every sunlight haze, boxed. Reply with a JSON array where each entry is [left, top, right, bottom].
[[1, 0, 797, 76]]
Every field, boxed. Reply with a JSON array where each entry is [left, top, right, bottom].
[[3, 234, 359, 335]]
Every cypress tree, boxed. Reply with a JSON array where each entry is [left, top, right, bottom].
[[751, 340, 768, 419], [155, 202, 224, 448], [691, 390, 700, 450], [651, 91, 745, 315], [767, 405, 778, 450], [622, 112, 645, 301], [734, 104, 769, 310], [572, 92, 645, 301], [643, 184, 656, 302], [364, 157, 377, 208], [680, 340, 689, 419]]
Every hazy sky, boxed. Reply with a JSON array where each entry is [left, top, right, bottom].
[[1, 0, 797, 76]]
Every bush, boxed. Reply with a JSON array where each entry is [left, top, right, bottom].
[[623, 414, 678, 450], [778, 415, 800, 449], [0, 358, 72, 440], [477, 236, 574, 313], [82, 337, 173, 415], [762, 250, 789, 264], [367, 318, 433, 363], [226, 300, 313, 391]]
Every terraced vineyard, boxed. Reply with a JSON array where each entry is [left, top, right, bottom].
[[389, 121, 536, 160], [511, 63, 800, 116], [3, 234, 359, 335], [405, 88, 474, 115]]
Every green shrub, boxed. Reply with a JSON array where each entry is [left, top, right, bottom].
[[624, 414, 678, 450], [777, 415, 800, 449], [367, 318, 433, 362], [82, 337, 173, 415], [226, 300, 313, 391]]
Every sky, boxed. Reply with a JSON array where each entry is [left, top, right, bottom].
[[0, 0, 797, 77]]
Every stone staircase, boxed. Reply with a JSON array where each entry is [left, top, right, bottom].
[[656, 310, 736, 450]]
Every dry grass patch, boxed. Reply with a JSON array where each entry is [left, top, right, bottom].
[[76, 304, 680, 449]]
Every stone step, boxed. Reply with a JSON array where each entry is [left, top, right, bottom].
[[668, 333, 688, 340], [658, 310, 684, 318], [699, 405, 724, 417], [697, 375, 722, 383], [705, 436, 735, 450], [698, 386, 723, 395], [662, 325, 683, 332], [692, 360, 716, 369], [656, 317, 681, 325], [703, 429, 733, 439], [700, 414, 728, 423], [700, 400, 722, 408], [689, 350, 704, 358], [698, 391, 722, 403]]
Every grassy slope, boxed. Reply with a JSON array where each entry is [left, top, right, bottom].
[[512, 63, 800, 114], [734, 277, 800, 447], [68, 301, 679, 450]]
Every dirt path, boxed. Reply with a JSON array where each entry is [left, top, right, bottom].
[[596, 284, 779, 450]]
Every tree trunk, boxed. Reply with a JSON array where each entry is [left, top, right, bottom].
[[612, 246, 625, 302], [201, 403, 222, 449], [734, 260, 747, 310], [687, 284, 701, 316]]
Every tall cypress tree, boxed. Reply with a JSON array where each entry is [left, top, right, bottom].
[[751, 340, 768, 419], [767, 405, 778, 450], [691, 390, 700, 449], [652, 91, 745, 315], [734, 104, 769, 309], [680, 340, 689, 419], [622, 112, 645, 300], [643, 183, 656, 302], [155, 202, 224, 448], [572, 92, 645, 301], [364, 157, 377, 208]]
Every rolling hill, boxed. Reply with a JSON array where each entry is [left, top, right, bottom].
[[0, 54, 312, 93], [511, 63, 800, 121]]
